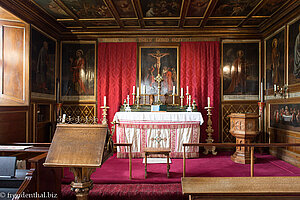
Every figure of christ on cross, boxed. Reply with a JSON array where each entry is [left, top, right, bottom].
[[148, 50, 169, 75]]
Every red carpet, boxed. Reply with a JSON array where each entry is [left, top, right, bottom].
[[62, 152, 300, 184], [61, 152, 300, 199]]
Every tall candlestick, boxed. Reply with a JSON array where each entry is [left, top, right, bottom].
[[127, 95, 130, 106], [181, 88, 183, 97], [173, 86, 175, 95], [208, 97, 210, 107], [261, 82, 263, 102]]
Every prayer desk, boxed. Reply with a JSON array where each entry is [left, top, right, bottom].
[[114, 112, 203, 158], [182, 177, 300, 200], [144, 147, 171, 178]]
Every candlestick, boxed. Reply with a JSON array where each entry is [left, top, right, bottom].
[[208, 97, 210, 107], [104, 96, 106, 107], [189, 95, 191, 107], [100, 105, 110, 125], [203, 106, 217, 155], [127, 95, 130, 106]]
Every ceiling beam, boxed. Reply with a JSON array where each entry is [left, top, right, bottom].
[[103, 0, 124, 28], [179, 0, 191, 28], [133, 0, 145, 28], [53, 0, 86, 28], [199, 0, 218, 28]]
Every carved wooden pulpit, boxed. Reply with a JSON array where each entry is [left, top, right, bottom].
[[44, 124, 113, 200], [228, 113, 259, 164]]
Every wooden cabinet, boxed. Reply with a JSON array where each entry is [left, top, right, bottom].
[[31, 102, 55, 142]]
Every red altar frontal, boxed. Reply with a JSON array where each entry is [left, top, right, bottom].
[[114, 112, 204, 158]]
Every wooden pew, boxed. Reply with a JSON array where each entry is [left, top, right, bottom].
[[182, 177, 300, 200]]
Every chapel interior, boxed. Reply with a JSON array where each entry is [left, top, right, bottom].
[[0, 0, 299, 200]]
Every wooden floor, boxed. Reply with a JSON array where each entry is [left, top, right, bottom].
[[182, 177, 300, 200]]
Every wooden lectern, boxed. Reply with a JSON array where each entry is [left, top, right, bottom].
[[228, 113, 259, 164], [44, 124, 113, 200]]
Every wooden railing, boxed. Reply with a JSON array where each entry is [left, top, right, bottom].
[[183, 143, 300, 177]]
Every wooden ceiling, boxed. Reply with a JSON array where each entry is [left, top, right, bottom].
[[1, 0, 299, 37]]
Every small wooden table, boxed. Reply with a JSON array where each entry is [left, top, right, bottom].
[[144, 147, 171, 178]]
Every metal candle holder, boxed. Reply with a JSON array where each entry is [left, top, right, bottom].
[[100, 106, 110, 125], [180, 95, 184, 108], [203, 106, 217, 155]]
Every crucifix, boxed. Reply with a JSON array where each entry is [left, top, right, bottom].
[[148, 50, 169, 104], [148, 50, 169, 75]]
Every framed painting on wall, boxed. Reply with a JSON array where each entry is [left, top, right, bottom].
[[264, 27, 285, 92], [222, 40, 260, 101], [288, 16, 300, 87], [60, 41, 96, 102], [139, 46, 179, 95], [31, 26, 57, 100]]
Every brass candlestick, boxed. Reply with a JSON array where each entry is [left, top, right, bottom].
[[136, 95, 140, 109], [101, 106, 110, 125], [172, 94, 176, 105], [132, 92, 136, 105], [186, 92, 190, 106], [203, 106, 217, 155], [154, 74, 163, 105]]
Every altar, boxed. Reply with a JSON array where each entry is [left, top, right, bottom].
[[114, 112, 204, 158]]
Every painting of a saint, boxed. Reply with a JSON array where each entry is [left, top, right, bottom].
[[31, 27, 56, 100], [222, 41, 260, 99], [288, 17, 300, 85], [61, 41, 96, 101], [139, 47, 179, 95], [265, 28, 285, 89]]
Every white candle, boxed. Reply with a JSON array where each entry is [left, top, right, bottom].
[[137, 87, 139, 96], [208, 97, 210, 107], [133, 86, 135, 94], [143, 85, 146, 94], [274, 84, 276, 92], [261, 82, 263, 102], [173, 86, 175, 95], [127, 95, 130, 105], [186, 86, 189, 94], [181, 88, 183, 97], [189, 95, 191, 106], [104, 96, 106, 107]]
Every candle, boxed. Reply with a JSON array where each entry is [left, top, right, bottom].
[[143, 85, 146, 94], [133, 86, 135, 94], [274, 84, 276, 92], [173, 86, 175, 95], [208, 97, 210, 107], [261, 82, 263, 102], [127, 95, 130, 105], [189, 95, 191, 106], [186, 86, 189, 94], [137, 87, 139, 96], [104, 96, 106, 107], [181, 88, 183, 97]]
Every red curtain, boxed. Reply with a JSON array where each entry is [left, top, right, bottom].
[[180, 41, 220, 142], [97, 42, 137, 141]]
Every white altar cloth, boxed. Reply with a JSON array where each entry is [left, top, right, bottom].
[[114, 112, 204, 158]]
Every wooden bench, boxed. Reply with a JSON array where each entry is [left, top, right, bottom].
[[182, 177, 300, 200], [144, 147, 171, 178]]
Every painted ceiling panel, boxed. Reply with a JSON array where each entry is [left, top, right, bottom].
[[141, 0, 182, 17]]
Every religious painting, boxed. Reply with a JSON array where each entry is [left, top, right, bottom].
[[186, 0, 209, 17], [254, 0, 286, 16], [141, 0, 182, 17], [288, 17, 300, 86], [61, 41, 96, 102], [270, 103, 300, 132], [139, 46, 179, 95], [212, 0, 259, 17], [264, 27, 285, 90], [222, 40, 260, 100], [112, 0, 136, 18], [32, 0, 69, 19], [60, 0, 112, 18], [31, 26, 56, 100]]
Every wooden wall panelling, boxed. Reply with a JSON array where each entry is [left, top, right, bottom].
[[0, 109, 28, 143], [222, 102, 259, 143], [60, 104, 96, 121], [0, 20, 29, 106]]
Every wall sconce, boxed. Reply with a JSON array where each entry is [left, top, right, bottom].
[[273, 84, 288, 98]]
